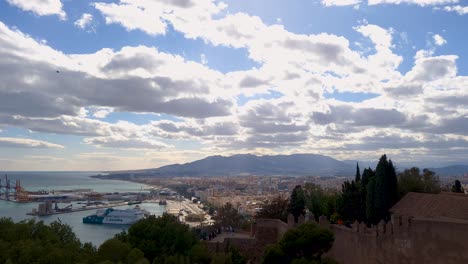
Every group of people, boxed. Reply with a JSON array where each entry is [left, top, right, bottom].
[[200, 226, 235, 241]]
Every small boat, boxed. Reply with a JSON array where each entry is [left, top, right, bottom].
[[83, 206, 149, 225], [159, 200, 167, 205]]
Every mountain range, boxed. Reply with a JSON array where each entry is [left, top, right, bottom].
[[104, 153, 468, 179]]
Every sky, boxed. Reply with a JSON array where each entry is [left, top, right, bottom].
[[0, 0, 467, 171]]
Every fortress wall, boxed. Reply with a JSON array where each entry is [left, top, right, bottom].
[[327, 217, 468, 264]]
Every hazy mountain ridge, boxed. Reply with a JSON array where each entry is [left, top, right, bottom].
[[430, 165, 468, 177], [103, 154, 468, 179], [111, 153, 354, 177]]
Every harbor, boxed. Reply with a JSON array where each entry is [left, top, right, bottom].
[[26, 200, 134, 216]]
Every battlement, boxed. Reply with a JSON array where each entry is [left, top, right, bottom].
[[326, 215, 468, 264]]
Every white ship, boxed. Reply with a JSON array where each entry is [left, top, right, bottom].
[[83, 206, 149, 225]]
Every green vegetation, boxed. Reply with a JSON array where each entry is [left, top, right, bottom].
[[303, 183, 337, 221], [398, 167, 441, 197], [287, 185, 306, 221], [324, 154, 441, 225], [0, 214, 248, 264], [256, 195, 289, 222], [0, 218, 96, 264], [214, 202, 246, 229], [452, 180, 464, 193], [262, 222, 335, 264]]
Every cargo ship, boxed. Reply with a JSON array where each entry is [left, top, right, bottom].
[[83, 206, 148, 225]]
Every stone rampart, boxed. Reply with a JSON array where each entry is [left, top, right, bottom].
[[327, 216, 468, 264]]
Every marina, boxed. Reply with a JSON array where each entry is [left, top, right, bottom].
[[26, 200, 133, 216], [0, 171, 214, 245]]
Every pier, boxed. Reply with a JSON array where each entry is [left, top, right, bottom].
[[27, 201, 135, 216]]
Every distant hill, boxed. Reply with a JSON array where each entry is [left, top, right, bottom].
[[430, 165, 468, 177], [100, 154, 468, 179], [108, 153, 355, 178]]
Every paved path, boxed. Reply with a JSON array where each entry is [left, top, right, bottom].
[[207, 232, 254, 243]]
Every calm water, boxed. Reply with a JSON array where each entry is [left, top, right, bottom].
[[0, 171, 165, 246]]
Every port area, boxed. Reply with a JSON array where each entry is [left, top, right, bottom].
[[163, 199, 214, 227], [26, 201, 134, 216]]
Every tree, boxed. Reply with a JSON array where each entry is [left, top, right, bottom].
[[452, 180, 464, 193], [122, 214, 198, 262], [214, 202, 245, 228], [373, 154, 398, 223], [0, 218, 96, 264], [256, 195, 289, 222], [366, 178, 376, 225], [287, 185, 306, 221], [398, 167, 440, 198], [97, 238, 132, 263], [422, 169, 441, 194], [303, 183, 337, 220], [262, 222, 334, 264], [355, 163, 361, 182], [336, 181, 363, 223]]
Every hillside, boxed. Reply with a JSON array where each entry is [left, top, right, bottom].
[[109, 153, 355, 178], [430, 165, 468, 177]]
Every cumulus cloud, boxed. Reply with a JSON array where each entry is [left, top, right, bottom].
[[0, 22, 233, 119], [368, 0, 458, 6], [433, 34, 447, 46], [405, 54, 457, 81], [321, 0, 362, 6], [443, 5, 468, 15], [83, 136, 171, 150], [0, 137, 64, 148], [1, 1, 467, 167], [6, 0, 66, 19], [74, 13, 94, 30]]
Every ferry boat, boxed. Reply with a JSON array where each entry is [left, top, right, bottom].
[[83, 206, 148, 225]]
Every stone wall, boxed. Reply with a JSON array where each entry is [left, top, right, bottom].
[[327, 216, 468, 264]]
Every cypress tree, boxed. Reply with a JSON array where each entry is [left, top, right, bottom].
[[360, 167, 374, 223], [374, 154, 389, 222], [287, 185, 305, 221], [355, 163, 361, 182], [387, 160, 398, 208], [452, 180, 464, 193], [366, 177, 376, 225]]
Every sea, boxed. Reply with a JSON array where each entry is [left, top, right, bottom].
[[0, 171, 165, 246]]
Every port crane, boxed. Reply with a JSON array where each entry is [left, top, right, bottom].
[[0, 174, 29, 201]]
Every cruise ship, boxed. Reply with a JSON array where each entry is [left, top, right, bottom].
[[83, 206, 148, 225]]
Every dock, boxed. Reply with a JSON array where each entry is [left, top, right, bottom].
[[27, 201, 133, 216]]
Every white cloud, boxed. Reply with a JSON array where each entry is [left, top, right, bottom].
[[443, 5, 468, 15], [0, 137, 64, 148], [200, 53, 208, 65], [0, 22, 234, 119], [74, 13, 94, 30], [433, 34, 447, 46], [93, 0, 225, 36], [321, 0, 362, 6], [92, 107, 113, 119], [1, 4, 468, 167], [83, 136, 171, 150], [6, 0, 66, 20], [368, 0, 458, 6]]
